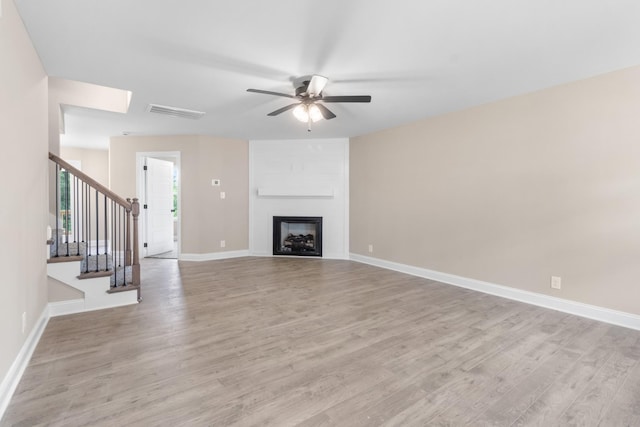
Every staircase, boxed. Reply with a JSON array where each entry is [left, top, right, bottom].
[[47, 152, 141, 312]]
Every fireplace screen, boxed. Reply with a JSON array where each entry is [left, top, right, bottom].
[[273, 216, 322, 257]]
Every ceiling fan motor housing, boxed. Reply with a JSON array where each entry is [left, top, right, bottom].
[[295, 81, 311, 97]]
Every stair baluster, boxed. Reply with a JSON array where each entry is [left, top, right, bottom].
[[73, 175, 78, 256], [103, 194, 107, 261], [87, 180, 91, 266]]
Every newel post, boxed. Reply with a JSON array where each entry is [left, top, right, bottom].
[[131, 198, 141, 299]]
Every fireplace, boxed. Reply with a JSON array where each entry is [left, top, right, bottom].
[[273, 216, 322, 257]]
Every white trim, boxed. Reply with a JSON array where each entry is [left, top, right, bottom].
[[0, 305, 50, 421], [49, 298, 139, 317], [350, 253, 640, 331], [248, 143, 255, 256], [48, 296, 137, 317], [48, 299, 86, 317], [343, 141, 349, 259], [179, 250, 250, 262]]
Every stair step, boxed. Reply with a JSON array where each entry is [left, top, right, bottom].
[[78, 270, 113, 280], [48, 255, 84, 264], [107, 284, 140, 294]]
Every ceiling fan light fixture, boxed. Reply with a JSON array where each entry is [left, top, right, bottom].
[[293, 104, 308, 122], [293, 104, 323, 123], [308, 104, 323, 122]]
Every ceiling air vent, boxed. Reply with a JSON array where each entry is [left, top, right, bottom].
[[146, 104, 205, 120]]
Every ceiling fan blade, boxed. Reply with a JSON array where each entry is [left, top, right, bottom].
[[315, 103, 336, 120], [321, 95, 372, 103], [267, 103, 300, 116], [306, 75, 329, 97], [247, 88, 296, 99]]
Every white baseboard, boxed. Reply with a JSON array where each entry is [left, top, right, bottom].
[[350, 253, 640, 331], [48, 299, 85, 317], [0, 305, 50, 421], [179, 250, 250, 262], [48, 294, 138, 317]]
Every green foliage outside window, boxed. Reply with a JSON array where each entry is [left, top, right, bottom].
[[59, 171, 72, 233]]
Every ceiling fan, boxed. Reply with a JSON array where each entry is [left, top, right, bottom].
[[247, 75, 372, 131]]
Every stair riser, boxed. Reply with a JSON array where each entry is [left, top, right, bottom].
[[50, 241, 86, 258], [110, 266, 132, 287], [82, 254, 113, 272], [47, 261, 138, 310]]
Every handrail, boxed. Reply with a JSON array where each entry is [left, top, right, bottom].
[[49, 152, 132, 209]]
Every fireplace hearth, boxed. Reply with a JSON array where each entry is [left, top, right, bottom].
[[273, 216, 322, 257]]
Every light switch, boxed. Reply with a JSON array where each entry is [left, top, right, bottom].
[[220, 191, 226, 199]]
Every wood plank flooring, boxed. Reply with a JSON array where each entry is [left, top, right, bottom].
[[3, 257, 640, 426]]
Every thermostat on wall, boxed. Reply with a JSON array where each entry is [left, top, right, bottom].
[[211, 179, 221, 186]]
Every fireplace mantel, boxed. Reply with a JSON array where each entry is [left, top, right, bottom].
[[257, 187, 334, 198]]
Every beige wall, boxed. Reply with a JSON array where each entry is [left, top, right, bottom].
[[109, 135, 249, 254], [0, 0, 49, 386], [351, 65, 640, 316], [60, 147, 109, 186]]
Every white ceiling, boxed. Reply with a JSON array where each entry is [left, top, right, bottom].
[[15, 0, 640, 149]]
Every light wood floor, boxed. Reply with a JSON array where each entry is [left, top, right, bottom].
[[3, 257, 640, 426]]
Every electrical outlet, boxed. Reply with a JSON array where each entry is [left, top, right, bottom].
[[22, 312, 26, 334], [220, 191, 226, 199], [368, 244, 374, 253], [220, 240, 226, 248], [551, 276, 562, 290]]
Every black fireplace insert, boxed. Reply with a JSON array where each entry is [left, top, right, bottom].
[[273, 216, 322, 257]]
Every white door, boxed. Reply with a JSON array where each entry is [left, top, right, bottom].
[[145, 157, 174, 256]]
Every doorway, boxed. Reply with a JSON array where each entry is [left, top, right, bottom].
[[136, 152, 180, 259]]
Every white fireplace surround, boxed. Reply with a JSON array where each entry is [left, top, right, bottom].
[[249, 138, 349, 259]]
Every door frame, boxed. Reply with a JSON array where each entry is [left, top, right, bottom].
[[136, 151, 181, 258]]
